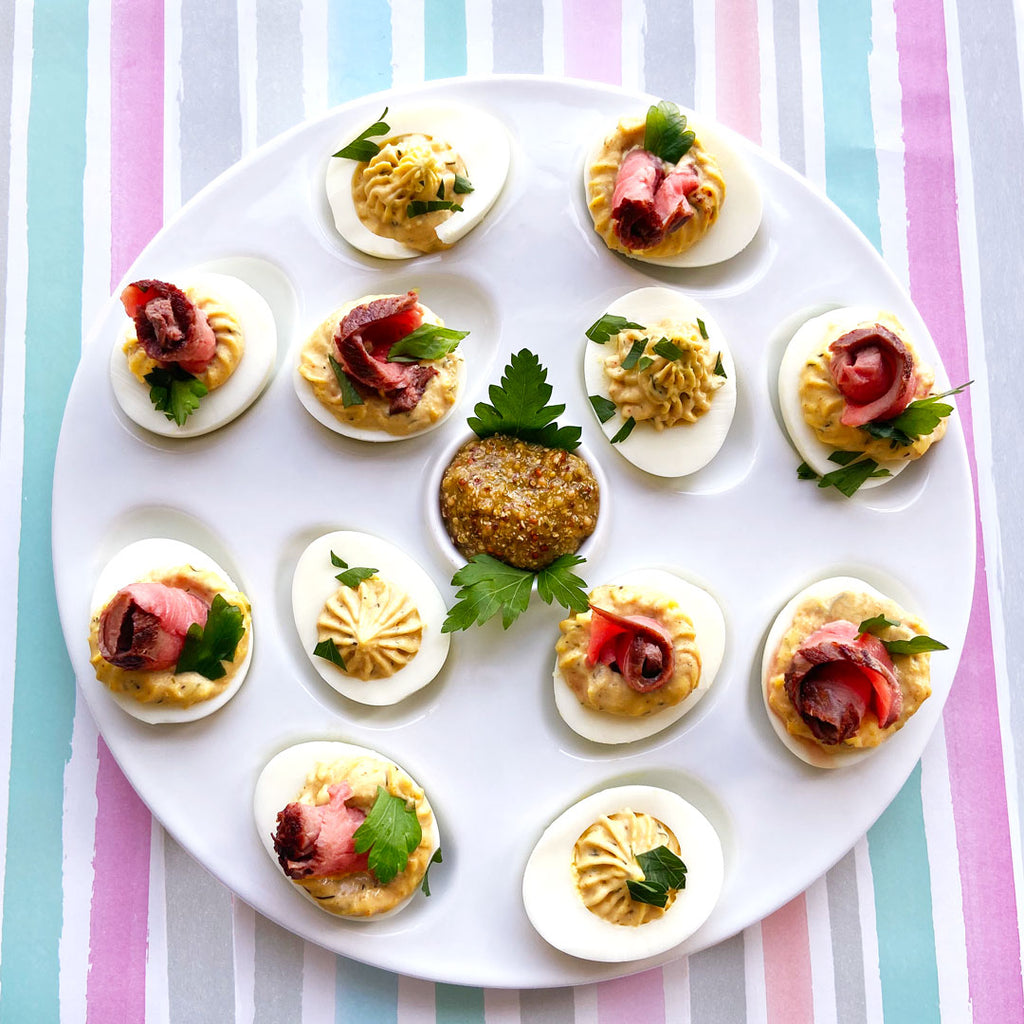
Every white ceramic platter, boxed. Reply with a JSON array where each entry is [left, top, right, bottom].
[[52, 77, 975, 989]]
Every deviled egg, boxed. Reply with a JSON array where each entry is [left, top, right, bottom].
[[254, 740, 440, 918], [327, 105, 511, 259], [292, 530, 450, 705], [522, 784, 724, 962], [87, 537, 252, 723], [761, 575, 938, 768], [584, 100, 762, 267], [554, 566, 725, 744], [112, 271, 277, 437], [584, 287, 736, 477], [296, 290, 467, 441]]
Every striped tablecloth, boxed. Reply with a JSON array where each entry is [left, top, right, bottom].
[[2, 1, 1021, 1021]]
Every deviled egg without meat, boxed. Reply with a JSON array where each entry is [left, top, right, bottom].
[[554, 567, 725, 744], [87, 537, 252, 723], [584, 287, 736, 477], [291, 530, 450, 705], [112, 271, 277, 437], [327, 105, 511, 259], [522, 785, 724, 962], [254, 740, 440, 919]]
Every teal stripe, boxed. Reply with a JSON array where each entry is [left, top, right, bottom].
[[866, 764, 941, 1022], [0, 1, 87, 1020], [817, 0, 882, 249], [327, 0, 393, 106], [435, 983, 485, 1022], [425, 0, 467, 79], [335, 959, 399, 1024]]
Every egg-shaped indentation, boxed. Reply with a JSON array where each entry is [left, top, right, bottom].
[[88, 537, 253, 724], [253, 740, 440, 919], [554, 567, 726, 744], [111, 271, 277, 438], [761, 575, 936, 768], [584, 287, 737, 478], [522, 784, 724, 962], [292, 530, 450, 706], [326, 105, 511, 260]]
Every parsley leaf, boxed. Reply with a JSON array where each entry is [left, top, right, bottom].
[[467, 348, 582, 452], [653, 338, 685, 361], [626, 845, 687, 907], [644, 100, 696, 164], [696, 317, 708, 340], [589, 394, 617, 423], [353, 786, 422, 885], [442, 553, 589, 632], [714, 353, 727, 377], [453, 174, 474, 194], [328, 355, 364, 407], [798, 455, 892, 496], [175, 594, 245, 680], [144, 366, 208, 426], [313, 638, 346, 669], [421, 847, 442, 895], [330, 551, 377, 588], [856, 614, 948, 655], [585, 313, 645, 344], [611, 416, 637, 444], [796, 461, 818, 480], [621, 338, 648, 371], [386, 324, 469, 363], [407, 199, 463, 217], [862, 382, 972, 447], [332, 107, 390, 161], [857, 614, 900, 635]]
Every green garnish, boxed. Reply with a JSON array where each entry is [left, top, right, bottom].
[[796, 461, 818, 480], [643, 100, 696, 164], [333, 107, 390, 161], [857, 615, 949, 656], [585, 313, 645, 345], [621, 338, 648, 371], [696, 317, 708, 340], [313, 639, 346, 669], [467, 348, 582, 452], [386, 323, 469, 363], [625, 845, 688, 908], [144, 366, 208, 426], [441, 553, 588, 633], [714, 352, 727, 377], [589, 394, 617, 423], [638, 356, 654, 372], [453, 173, 474, 194], [862, 382, 972, 447], [175, 594, 245, 680], [421, 847, 442, 896], [610, 416, 637, 444], [798, 453, 891, 496], [407, 199, 464, 217], [653, 338, 685, 361], [328, 355, 364, 407], [352, 786, 422, 886], [330, 550, 377, 588], [857, 614, 900, 635]]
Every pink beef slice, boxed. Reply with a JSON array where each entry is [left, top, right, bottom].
[[273, 782, 371, 879]]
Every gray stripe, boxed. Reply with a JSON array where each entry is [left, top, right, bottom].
[[492, 0, 544, 73], [180, 0, 242, 201], [955, 0, 1024, 881], [520, 986, 576, 1023], [256, 0, 304, 145], [164, 834, 236, 1023], [643, 0, 696, 106], [827, 850, 867, 1024], [773, 0, 806, 173], [254, 914, 305, 1024], [689, 931, 746, 1024], [0, 0, 13, 420]]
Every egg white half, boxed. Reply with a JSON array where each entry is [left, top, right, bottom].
[[583, 115, 762, 267], [777, 306, 918, 488], [111, 271, 278, 438], [554, 567, 726, 745], [253, 740, 440, 919], [327, 105, 511, 260], [292, 530, 451, 705], [89, 537, 252, 724], [584, 287, 737, 478], [522, 784, 724, 962], [760, 575, 895, 769]]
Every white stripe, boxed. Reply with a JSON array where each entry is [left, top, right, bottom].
[[465, 0, 494, 76], [396, 975, 435, 1024], [300, 940, 336, 1023], [572, 982, 597, 1023], [301, 0, 329, 117], [145, 818, 171, 1024], [542, 0, 565, 77], [798, 0, 825, 190], [237, 0, 259, 156], [662, 956, 691, 1024], [164, 0, 183, 217], [621, 0, 645, 92], [483, 987, 519, 1023], [805, 875, 838, 1024], [869, 0, 908, 286], [232, 897, 256, 1024], [758, 0, 781, 157], [853, 836, 884, 1023], [81, 0, 111, 318], [743, 923, 768, 1024], [392, 0, 425, 89], [693, 0, 717, 120]]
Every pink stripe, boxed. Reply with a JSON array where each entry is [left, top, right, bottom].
[[110, 0, 164, 287], [715, 0, 761, 143], [761, 895, 814, 1024], [597, 966, 666, 1023], [895, 1, 1024, 1020], [86, 739, 151, 1024], [563, 0, 622, 84]]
